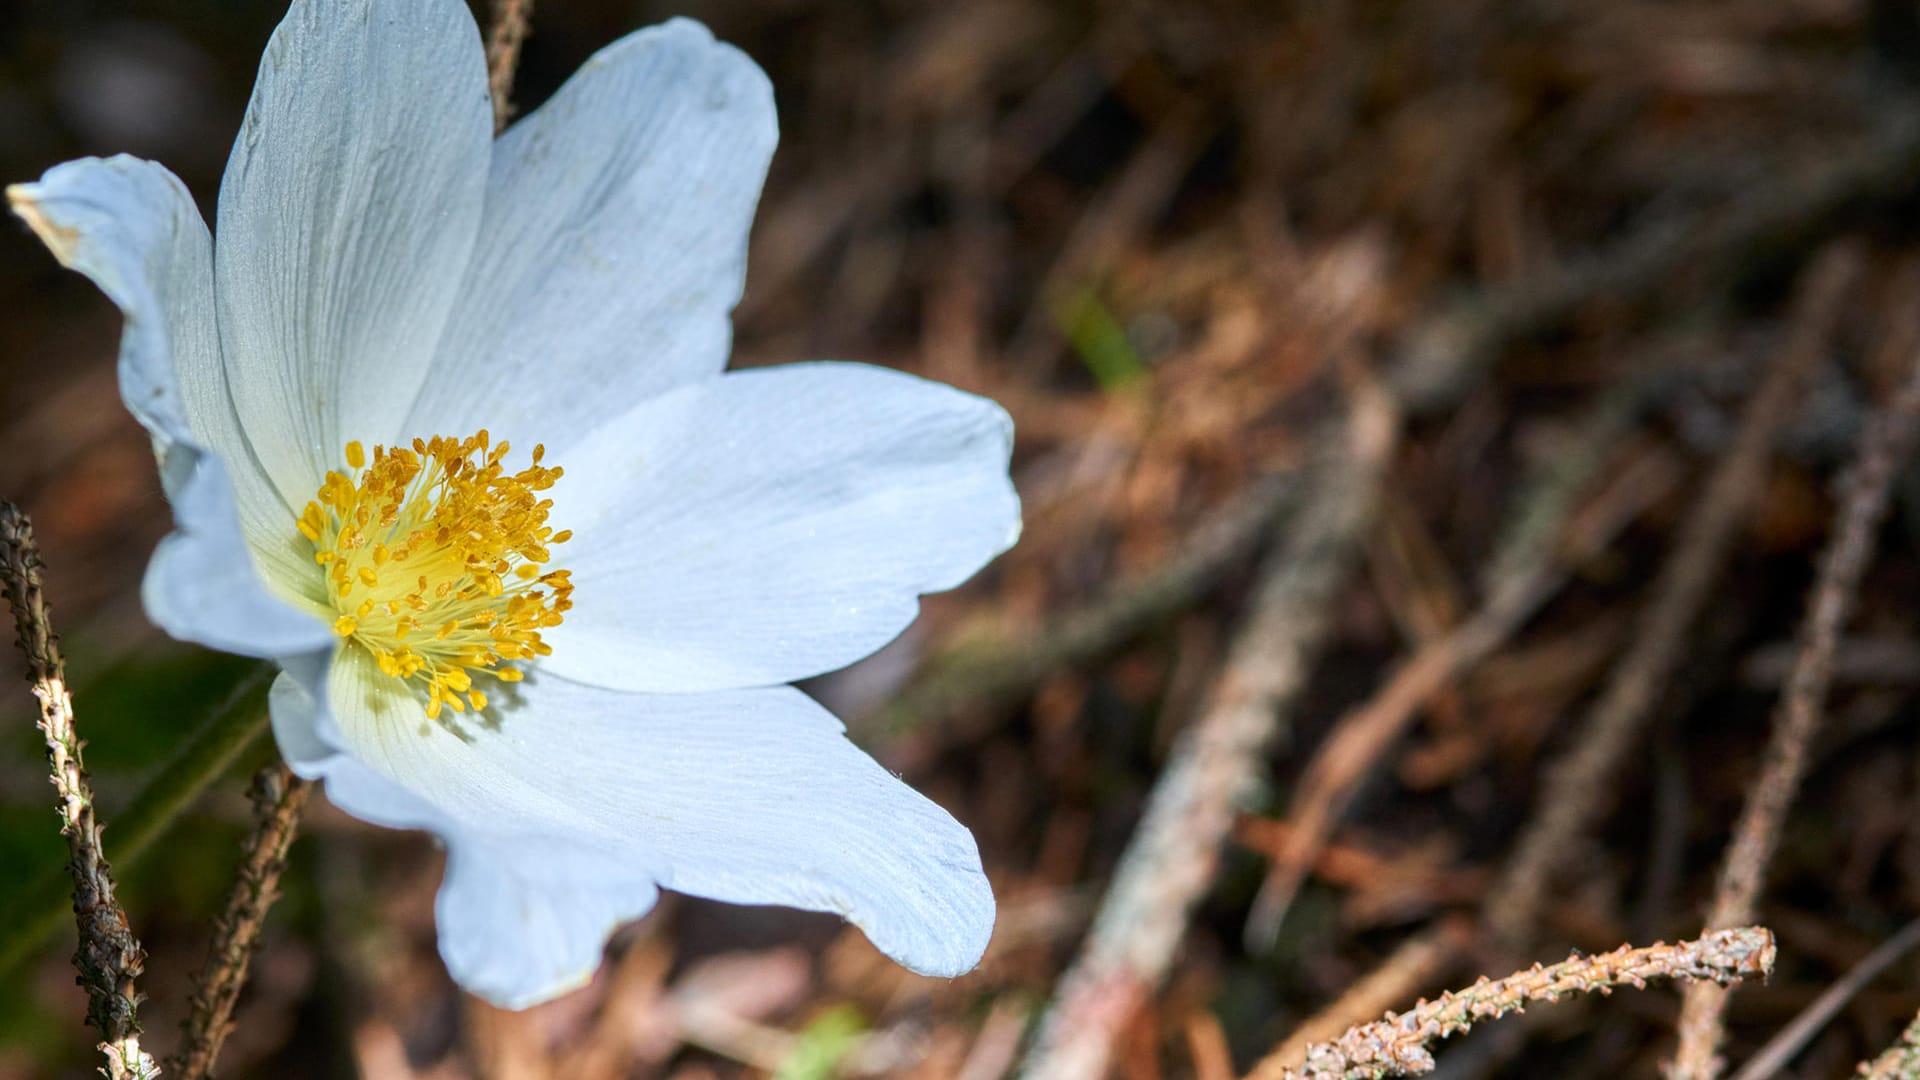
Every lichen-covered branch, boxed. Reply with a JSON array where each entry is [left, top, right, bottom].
[[0, 502, 157, 1080], [1281, 927, 1776, 1080], [167, 762, 313, 1080]]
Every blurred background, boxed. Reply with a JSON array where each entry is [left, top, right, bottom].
[[6, 0, 1920, 1077]]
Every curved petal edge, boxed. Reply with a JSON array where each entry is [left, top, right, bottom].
[[8, 156, 332, 659]]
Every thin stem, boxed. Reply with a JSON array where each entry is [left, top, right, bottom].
[[1279, 927, 1777, 1080], [167, 762, 312, 1080], [0, 502, 158, 1080]]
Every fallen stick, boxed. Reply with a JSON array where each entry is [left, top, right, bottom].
[[1016, 371, 1399, 1080], [1667, 292, 1920, 1080]]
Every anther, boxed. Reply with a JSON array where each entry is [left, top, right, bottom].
[[295, 432, 572, 720]]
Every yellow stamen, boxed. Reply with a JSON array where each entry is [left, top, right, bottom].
[[296, 432, 573, 717]]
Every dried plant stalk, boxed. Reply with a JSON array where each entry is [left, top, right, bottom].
[[1859, 1010, 1920, 1080], [0, 664, 273, 983], [1669, 311, 1920, 1079], [167, 762, 313, 1080], [1279, 927, 1776, 1080], [0, 503, 157, 1080]]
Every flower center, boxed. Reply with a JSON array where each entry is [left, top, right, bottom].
[[296, 431, 573, 720]]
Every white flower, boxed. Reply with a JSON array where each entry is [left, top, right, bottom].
[[9, 0, 1018, 1008]]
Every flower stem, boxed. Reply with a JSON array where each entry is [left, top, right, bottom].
[[167, 762, 311, 1080], [0, 502, 157, 1079]]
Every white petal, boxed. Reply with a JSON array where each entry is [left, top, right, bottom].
[[540, 363, 1020, 693], [7, 157, 331, 657], [268, 666, 335, 773], [144, 453, 334, 658], [215, 0, 491, 505], [7, 157, 208, 451], [437, 839, 660, 1009], [408, 18, 774, 438], [278, 667, 647, 1006], [269, 663, 450, 831], [320, 651, 993, 1005]]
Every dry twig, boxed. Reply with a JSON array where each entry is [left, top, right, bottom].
[[1247, 919, 1474, 1080], [1016, 372, 1399, 1080], [1279, 927, 1776, 1080], [1243, 377, 1660, 945], [1484, 246, 1862, 949], [0, 502, 157, 1080], [485, 0, 534, 133], [1668, 319, 1920, 1080], [167, 762, 313, 1080]]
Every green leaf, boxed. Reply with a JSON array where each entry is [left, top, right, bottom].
[[774, 1005, 868, 1080]]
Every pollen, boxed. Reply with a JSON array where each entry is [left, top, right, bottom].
[[297, 431, 573, 719]]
